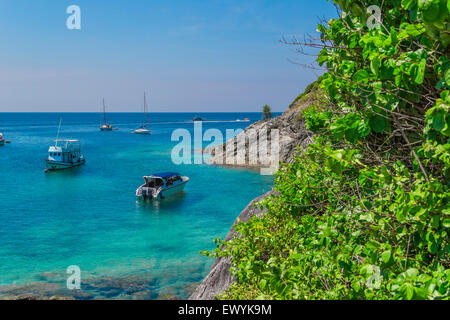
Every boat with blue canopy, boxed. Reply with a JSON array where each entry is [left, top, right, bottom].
[[136, 172, 189, 200]]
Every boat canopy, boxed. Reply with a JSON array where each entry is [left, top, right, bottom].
[[144, 172, 181, 179], [50, 139, 81, 153]]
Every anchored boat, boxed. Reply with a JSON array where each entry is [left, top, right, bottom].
[[133, 92, 151, 135], [0, 133, 4, 146], [45, 139, 86, 171], [192, 116, 203, 122], [45, 120, 86, 171], [136, 172, 189, 200], [100, 99, 114, 131]]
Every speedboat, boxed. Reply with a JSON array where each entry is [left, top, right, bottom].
[[0, 133, 4, 146], [45, 139, 86, 171], [136, 172, 189, 200]]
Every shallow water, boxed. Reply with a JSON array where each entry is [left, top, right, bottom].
[[0, 113, 274, 299]]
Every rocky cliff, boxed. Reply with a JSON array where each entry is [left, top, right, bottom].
[[189, 191, 275, 300], [203, 85, 319, 169], [190, 85, 322, 300]]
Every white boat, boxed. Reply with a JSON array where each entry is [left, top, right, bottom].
[[136, 172, 189, 200], [45, 139, 86, 170], [133, 92, 151, 135], [0, 133, 4, 146], [133, 127, 151, 134], [100, 124, 113, 131], [45, 120, 86, 171], [100, 99, 114, 131]]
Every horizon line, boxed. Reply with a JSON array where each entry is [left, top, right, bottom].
[[0, 111, 280, 114]]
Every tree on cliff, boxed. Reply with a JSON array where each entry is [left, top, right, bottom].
[[262, 105, 272, 120]]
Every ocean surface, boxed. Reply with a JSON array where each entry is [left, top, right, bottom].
[[0, 112, 275, 299]]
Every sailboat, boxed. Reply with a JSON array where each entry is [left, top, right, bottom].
[[100, 99, 114, 131], [133, 92, 151, 135]]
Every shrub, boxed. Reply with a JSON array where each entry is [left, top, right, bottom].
[[205, 0, 449, 300]]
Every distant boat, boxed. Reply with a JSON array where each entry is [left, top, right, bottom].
[[192, 116, 203, 122], [133, 92, 151, 135], [0, 133, 4, 146], [136, 172, 189, 200], [100, 99, 114, 131], [45, 120, 86, 171], [243, 118, 251, 122]]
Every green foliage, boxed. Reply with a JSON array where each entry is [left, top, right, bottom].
[[289, 76, 326, 109], [205, 0, 449, 300]]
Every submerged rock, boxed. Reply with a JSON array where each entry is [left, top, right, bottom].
[[189, 191, 275, 300]]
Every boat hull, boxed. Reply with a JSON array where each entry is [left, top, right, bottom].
[[161, 180, 188, 198], [136, 179, 188, 200], [100, 127, 113, 132], [133, 129, 151, 135], [45, 159, 86, 171]]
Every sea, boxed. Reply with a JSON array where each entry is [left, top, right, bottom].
[[0, 112, 275, 299]]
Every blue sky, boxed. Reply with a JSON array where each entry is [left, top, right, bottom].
[[0, 0, 337, 112]]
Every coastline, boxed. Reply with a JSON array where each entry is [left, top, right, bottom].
[[191, 87, 318, 299]]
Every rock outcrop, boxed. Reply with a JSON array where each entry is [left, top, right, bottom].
[[203, 90, 317, 169], [189, 191, 275, 300], [191, 85, 323, 300]]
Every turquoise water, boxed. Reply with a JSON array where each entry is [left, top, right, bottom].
[[0, 113, 274, 299]]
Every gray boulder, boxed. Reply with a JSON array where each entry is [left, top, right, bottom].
[[189, 191, 275, 300]]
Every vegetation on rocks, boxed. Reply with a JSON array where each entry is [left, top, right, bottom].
[[205, 0, 449, 300]]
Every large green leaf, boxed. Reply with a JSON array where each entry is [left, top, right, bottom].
[[370, 116, 389, 133], [445, 68, 450, 86], [353, 70, 370, 83], [415, 59, 427, 84], [402, 0, 416, 9], [370, 57, 381, 76], [432, 109, 446, 131]]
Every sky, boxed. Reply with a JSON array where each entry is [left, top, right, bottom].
[[0, 0, 337, 112]]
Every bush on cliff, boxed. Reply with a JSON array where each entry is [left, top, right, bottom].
[[206, 0, 449, 300]]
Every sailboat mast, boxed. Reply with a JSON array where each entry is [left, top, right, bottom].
[[102, 98, 107, 124], [55, 118, 62, 147], [144, 92, 151, 130]]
